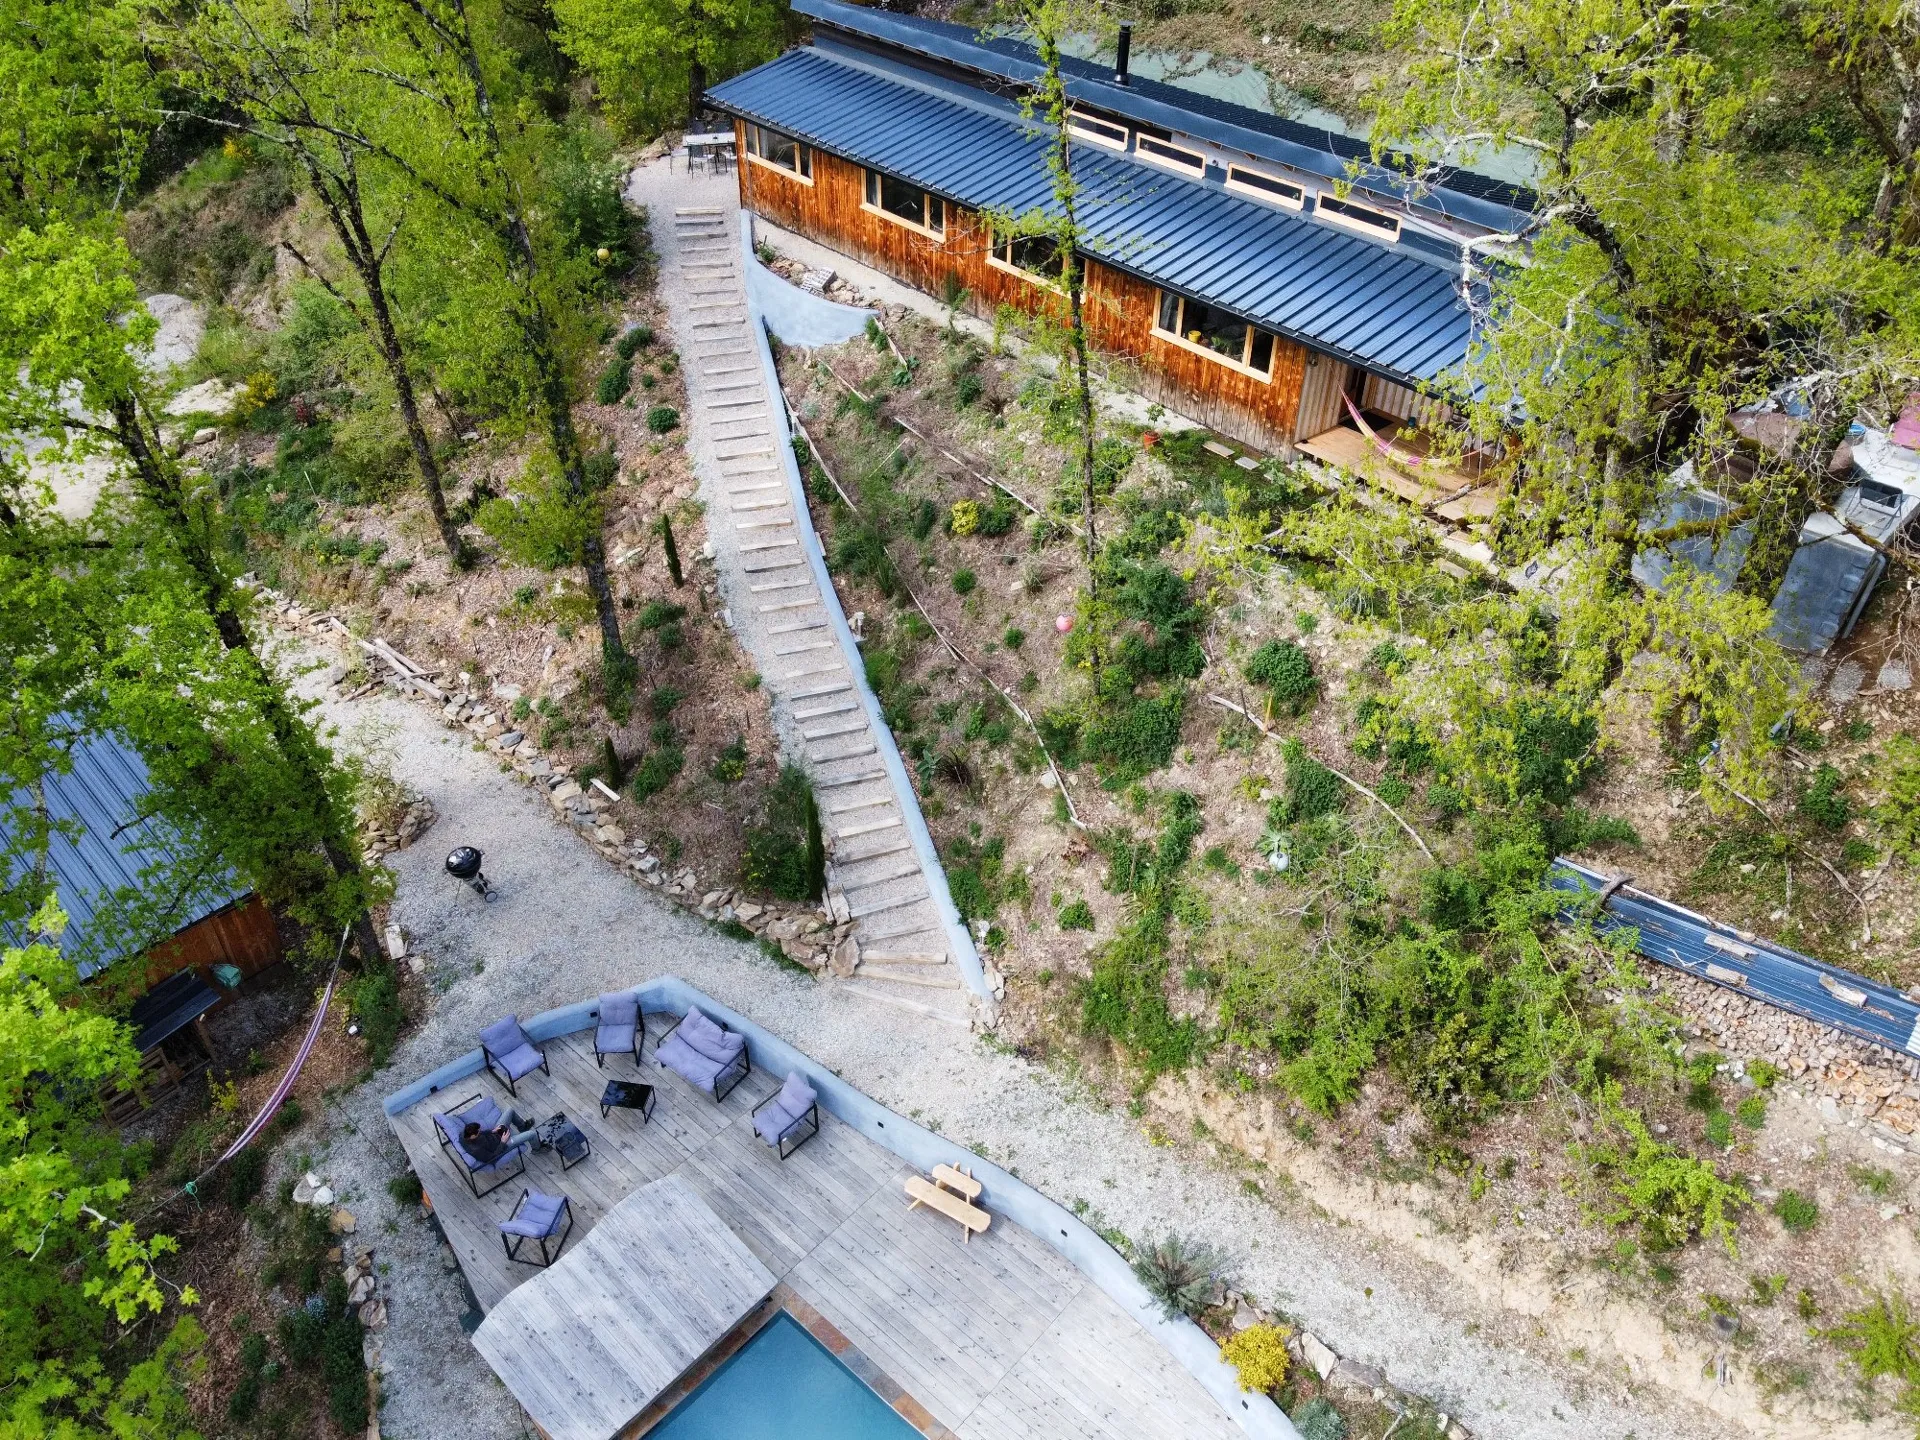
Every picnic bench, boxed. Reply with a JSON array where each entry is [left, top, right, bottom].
[[904, 1164, 990, 1242]]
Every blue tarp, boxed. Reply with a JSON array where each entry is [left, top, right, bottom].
[[1551, 858, 1917, 1059]]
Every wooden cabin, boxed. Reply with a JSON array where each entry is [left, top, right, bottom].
[[708, 0, 1531, 514], [0, 728, 282, 1116]]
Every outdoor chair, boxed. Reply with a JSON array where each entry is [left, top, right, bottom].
[[431, 1093, 528, 1198], [752, 1071, 820, 1160], [594, 992, 642, 1067], [498, 1189, 573, 1267], [655, 1006, 749, 1102], [479, 1015, 549, 1096]]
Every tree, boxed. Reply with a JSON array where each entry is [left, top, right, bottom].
[[0, 0, 156, 226], [163, 0, 471, 564], [331, 0, 637, 704], [0, 219, 387, 968], [1799, 0, 1920, 252], [551, 0, 786, 137], [1368, 0, 1920, 801]]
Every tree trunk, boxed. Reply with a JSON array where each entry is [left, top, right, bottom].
[[109, 395, 384, 971]]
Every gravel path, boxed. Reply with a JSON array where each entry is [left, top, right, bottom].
[[287, 655, 1741, 1440]]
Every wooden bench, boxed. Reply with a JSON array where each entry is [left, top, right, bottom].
[[931, 1163, 982, 1201], [904, 1174, 990, 1242]]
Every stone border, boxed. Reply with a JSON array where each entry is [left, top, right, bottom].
[[738, 220, 992, 1006], [383, 976, 1297, 1440]]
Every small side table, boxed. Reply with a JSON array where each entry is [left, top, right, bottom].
[[600, 1079, 656, 1123], [551, 1119, 590, 1171]]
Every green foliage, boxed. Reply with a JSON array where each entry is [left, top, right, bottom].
[[1735, 1094, 1767, 1129], [1270, 741, 1344, 826], [1823, 1290, 1920, 1402], [345, 961, 404, 1065], [1290, 1398, 1348, 1440], [474, 451, 604, 569], [596, 355, 632, 404], [551, 0, 785, 137], [1058, 898, 1095, 931], [1130, 1232, 1234, 1319], [1082, 691, 1185, 786], [1799, 764, 1852, 830], [709, 736, 749, 783], [943, 835, 1021, 921], [628, 741, 684, 802], [223, 1143, 268, 1209], [1003, 626, 1026, 650], [1874, 734, 1920, 860], [618, 324, 654, 358], [1108, 560, 1205, 681], [740, 767, 818, 900], [636, 599, 686, 631], [1773, 1190, 1819, 1233], [645, 404, 681, 433], [387, 1171, 424, 1206], [1588, 1087, 1750, 1255], [953, 568, 977, 596], [1244, 639, 1316, 713]]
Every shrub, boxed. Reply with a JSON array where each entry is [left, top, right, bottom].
[[1220, 1323, 1291, 1394], [1875, 733, 1920, 859], [1704, 1108, 1733, 1148], [1800, 763, 1852, 830], [616, 323, 653, 358], [1291, 1398, 1348, 1440], [1131, 1233, 1235, 1319], [1272, 741, 1343, 825], [386, 1171, 423, 1206], [953, 568, 977, 596], [596, 356, 632, 404], [1245, 640, 1315, 712], [226, 1371, 262, 1423], [1590, 1094, 1749, 1255], [278, 1308, 324, 1365], [1773, 1190, 1819, 1233], [740, 767, 819, 900], [1824, 1290, 1920, 1391], [628, 746, 684, 801], [636, 599, 686, 631], [1058, 898, 1095, 931], [346, 962, 404, 1066], [710, 736, 749, 783], [1852, 1164, 1897, 1197], [646, 405, 680, 433], [224, 1144, 268, 1208], [1085, 692, 1184, 784], [950, 499, 981, 536], [1003, 626, 1025, 650], [1735, 1095, 1767, 1129]]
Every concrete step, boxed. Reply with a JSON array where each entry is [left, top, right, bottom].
[[856, 962, 960, 990], [859, 950, 947, 966], [836, 982, 969, 1026]]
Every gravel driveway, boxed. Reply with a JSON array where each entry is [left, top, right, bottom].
[[291, 636, 1737, 1440]]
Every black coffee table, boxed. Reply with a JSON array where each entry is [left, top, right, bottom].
[[599, 1079, 656, 1123], [534, 1113, 591, 1170]]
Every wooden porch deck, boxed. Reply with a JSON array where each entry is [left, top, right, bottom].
[[1297, 421, 1502, 523], [388, 1015, 1243, 1440]]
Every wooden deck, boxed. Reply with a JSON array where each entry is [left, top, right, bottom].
[[1298, 421, 1502, 522], [388, 1016, 1243, 1440]]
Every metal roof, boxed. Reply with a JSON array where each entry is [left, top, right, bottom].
[[0, 727, 249, 977], [791, 0, 1537, 234], [1551, 859, 1918, 1059], [709, 46, 1478, 385]]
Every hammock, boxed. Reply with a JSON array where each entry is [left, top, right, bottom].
[[210, 928, 346, 1171], [1342, 392, 1426, 471]]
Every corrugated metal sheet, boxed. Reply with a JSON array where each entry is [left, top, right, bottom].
[[0, 728, 248, 977], [792, 0, 1537, 233], [710, 46, 1477, 385], [1550, 859, 1918, 1059]]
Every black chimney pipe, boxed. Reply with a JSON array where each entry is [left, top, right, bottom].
[[1115, 23, 1133, 86]]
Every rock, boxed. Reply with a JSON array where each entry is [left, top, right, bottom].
[[765, 916, 802, 942], [328, 1207, 357, 1235], [597, 824, 627, 846], [384, 922, 406, 962], [347, 1273, 376, 1305], [163, 378, 242, 418], [638, 855, 660, 874], [359, 1298, 387, 1330], [326, 1246, 343, 1264], [1329, 1358, 1388, 1394], [439, 1245, 459, 1273], [1230, 1299, 1261, 1332], [310, 1184, 335, 1208], [293, 1172, 322, 1205], [191, 426, 219, 446], [830, 935, 859, 978], [407, 956, 425, 975], [734, 901, 765, 923], [1301, 1331, 1338, 1381], [549, 780, 582, 806], [1828, 659, 1866, 703], [489, 730, 523, 751], [703, 890, 728, 909]]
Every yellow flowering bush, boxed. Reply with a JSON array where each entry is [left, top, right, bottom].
[[1220, 1323, 1291, 1394], [949, 499, 980, 536]]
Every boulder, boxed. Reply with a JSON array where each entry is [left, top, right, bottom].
[[1329, 1358, 1387, 1395], [347, 1273, 376, 1305], [328, 1207, 357, 1235], [1301, 1330, 1338, 1381], [829, 935, 859, 979]]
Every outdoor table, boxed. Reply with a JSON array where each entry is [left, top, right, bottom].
[[539, 1114, 591, 1171], [600, 1079, 657, 1123], [682, 131, 736, 175]]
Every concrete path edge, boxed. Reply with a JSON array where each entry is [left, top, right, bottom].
[[382, 975, 1296, 1440], [736, 220, 991, 1006]]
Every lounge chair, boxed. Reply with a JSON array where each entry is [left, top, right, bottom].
[[752, 1071, 820, 1160], [480, 1015, 549, 1096], [594, 992, 642, 1067], [499, 1189, 573, 1267], [432, 1093, 529, 1197], [655, 1006, 749, 1102]]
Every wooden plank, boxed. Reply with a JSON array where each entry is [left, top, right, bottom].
[[905, 1174, 990, 1235]]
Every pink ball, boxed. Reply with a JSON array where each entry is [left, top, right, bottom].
[[1055, 614, 1074, 634]]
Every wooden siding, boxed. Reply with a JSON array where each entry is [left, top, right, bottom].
[[736, 128, 1310, 454], [135, 894, 281, 995], [1294, 356, 1351, 441]]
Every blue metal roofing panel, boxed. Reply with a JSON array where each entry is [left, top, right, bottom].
[[711, 47, 1476, 386], [1550, 859, 1918, 1058], [1768, 535, 1882, 654], [793, 0, 1537, 233], [0, 728, 249, 977]]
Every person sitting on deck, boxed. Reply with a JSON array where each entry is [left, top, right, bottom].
[[463, 1119, 538, 1165]]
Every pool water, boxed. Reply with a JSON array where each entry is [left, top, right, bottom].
[[647, 1312, 919, 1440]]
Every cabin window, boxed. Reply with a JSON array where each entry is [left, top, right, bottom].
[[744, 123, 812, 182], [863, 170, 945, 238], [988, 230, 1064, 283], [1316, 193, 1401, 242], [1224, 163, 1305, 210], [1136, 134, 1206, 177], [1068, 109, 1130, 151], [1152, 290, 1276, 379]]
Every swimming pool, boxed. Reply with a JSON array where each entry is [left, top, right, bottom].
[[647, 1311, 919, 1440]]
